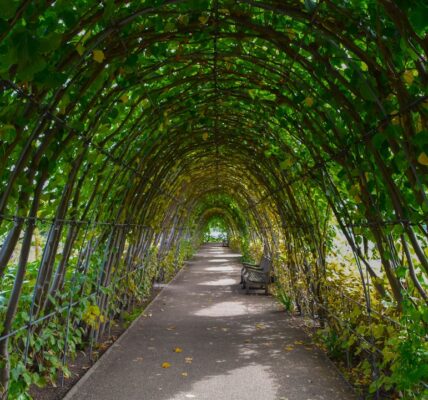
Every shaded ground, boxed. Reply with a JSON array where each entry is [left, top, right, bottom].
[[64, 244, 357, 400], [30, 289, 161, 400]]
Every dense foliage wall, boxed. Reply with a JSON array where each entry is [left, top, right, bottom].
[[0, 0, 427, 398]]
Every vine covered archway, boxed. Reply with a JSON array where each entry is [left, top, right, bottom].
[[0, 1, 427, 398]]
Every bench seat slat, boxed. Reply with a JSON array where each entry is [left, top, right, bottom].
[[240, 255, 272, 295]]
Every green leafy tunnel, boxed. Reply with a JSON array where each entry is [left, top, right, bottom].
[[0, 0, 427, 398]]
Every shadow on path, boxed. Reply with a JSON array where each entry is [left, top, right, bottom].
[[65, 244, 357, 400]]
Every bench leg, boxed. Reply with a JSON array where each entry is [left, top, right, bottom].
[[246, 283, 250, 294]]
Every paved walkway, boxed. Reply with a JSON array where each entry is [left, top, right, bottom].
[[65, 244, 356, 400]]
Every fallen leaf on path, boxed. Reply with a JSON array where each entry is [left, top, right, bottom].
[[181, 372, 188, 377], [255, 323, 266, 329], [294, 340, 304, 345], [284, 345, 294, 352], [167, 326, 176, 331], [133, 357, 144, 362], [174, 347, 183, 353], [162, 362, 171, 368], [185, 357, 193, 364]]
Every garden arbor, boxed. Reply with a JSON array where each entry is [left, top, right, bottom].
[[0, 0, 427, 398]]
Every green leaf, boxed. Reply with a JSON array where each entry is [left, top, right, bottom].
[[0, 0, 19, 20], [408, 2, 428, 33]]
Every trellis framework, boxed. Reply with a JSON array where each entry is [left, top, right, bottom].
[[0, 0, 427, 398]]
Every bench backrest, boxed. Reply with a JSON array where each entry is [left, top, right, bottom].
[[259, 256, 272, 273]]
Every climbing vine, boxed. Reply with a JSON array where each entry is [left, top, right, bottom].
[[0, 0, 427, 398]]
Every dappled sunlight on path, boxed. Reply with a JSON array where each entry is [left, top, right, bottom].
[[65, 244, 356, 400]]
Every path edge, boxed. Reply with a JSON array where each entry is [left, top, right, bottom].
[[62, 262, 189, 400]]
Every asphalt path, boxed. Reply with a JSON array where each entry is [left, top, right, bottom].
[[65, 244, 357, 400]]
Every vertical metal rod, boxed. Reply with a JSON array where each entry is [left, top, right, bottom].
[[61, 221, 92, 386]]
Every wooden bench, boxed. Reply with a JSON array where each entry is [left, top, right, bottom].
[[240, 255, 272, 295]]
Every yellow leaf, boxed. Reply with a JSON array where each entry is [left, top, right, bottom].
[[202, 132, 209, 141], [286, 28, 296, 40], [162, 362, 171, 368], [382, 349, 396, 363], [391, 115, 400, 125], [93, 49, 105, 63], [417, 152, 428, 166], [173, 347, 183, 353], [82, 29, 92, 44], [391, 111, 400, 125], [177, 14, 189, 26], [284, 345, 294, 352], [304, 96, 314, 107], [415, 116, 423, 133], [76, 43, 85, 56], [181, 372, 188, 377], [198, 15, 209, 24], [403, 69, 417, 85], [255, 323, 265, 329]]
